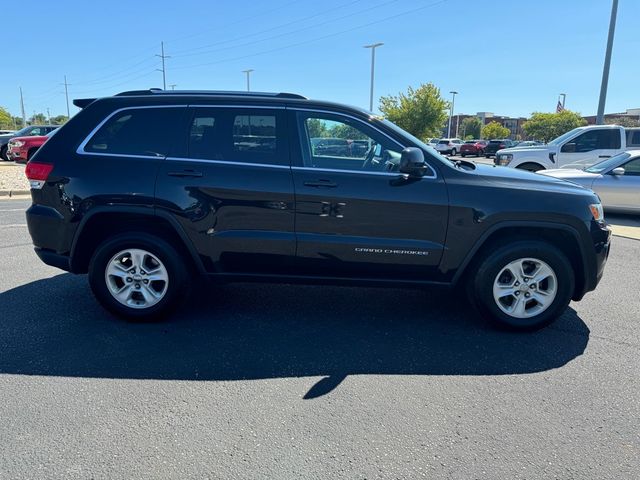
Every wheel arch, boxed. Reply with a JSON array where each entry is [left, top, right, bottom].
[[452, 221, 589, 301], [69, 207, 205, 275]]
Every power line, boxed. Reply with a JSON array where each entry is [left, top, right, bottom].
[[171, 0, 366, 58], [172, 0, 447, 72]]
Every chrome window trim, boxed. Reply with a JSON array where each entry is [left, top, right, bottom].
[[189, 104, 285, 110], [165, 157, 291, 169], [76, 105, 185, 157], [288, 107, 437, 179], [292, 166, 404, 177]]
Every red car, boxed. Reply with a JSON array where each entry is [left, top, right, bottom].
[[460, 140, 487, 157], [7, 130, 57, 163]]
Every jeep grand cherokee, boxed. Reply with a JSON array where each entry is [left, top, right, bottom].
[[25, 89, 611, 330]]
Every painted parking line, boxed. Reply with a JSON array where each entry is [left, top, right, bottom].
[[609, 224, 640, 241]]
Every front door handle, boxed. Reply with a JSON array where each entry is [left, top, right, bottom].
[[598, 155, 611, 158], [168, 170, 203, 178], [303, 180, 337, 188]]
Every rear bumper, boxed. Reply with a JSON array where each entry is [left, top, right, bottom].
[[34, 247, 71, 272]]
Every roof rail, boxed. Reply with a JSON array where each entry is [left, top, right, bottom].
[[115, 89, 307, 99]]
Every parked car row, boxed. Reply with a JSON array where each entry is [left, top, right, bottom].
[[0, 125, 58, 162], [428, 138, 542, 157]]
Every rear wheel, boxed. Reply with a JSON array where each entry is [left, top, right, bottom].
[[451, 148, 457, 156], [461, 153, 466, 158], [88, 232, 188, 321], [0, 145, 7, 161], [467, 240, 574, 330]]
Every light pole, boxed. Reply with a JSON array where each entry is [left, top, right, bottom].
[[447, 91, 458, 138], [364, 43, 383, 112], [559, 93, 566, 109], [596, 0, 618, 124], [242, 69, 254, 92]]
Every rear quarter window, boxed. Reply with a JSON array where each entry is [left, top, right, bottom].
[[83, 107, 184, 157]]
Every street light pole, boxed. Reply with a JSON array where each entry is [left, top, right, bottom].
[[364, 43, 383, 112], [447, 91, 458, 138], [596, 0, 618, 125], [242, 69, 254, 92]]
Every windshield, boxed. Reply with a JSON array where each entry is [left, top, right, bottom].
[[585, 152, 631, 173], [12, 126, 32, 136], [547, 127, 583, 146]]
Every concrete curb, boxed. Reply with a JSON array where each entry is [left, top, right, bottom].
[[0, 190, 30, 198]]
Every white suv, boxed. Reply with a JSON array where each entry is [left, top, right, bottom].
[[435, 138, 463, 156]]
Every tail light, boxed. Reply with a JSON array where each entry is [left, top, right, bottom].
[[499, 143, 505, 148], [25, 162, 53, 189]]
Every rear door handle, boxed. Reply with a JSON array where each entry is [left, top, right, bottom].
[[598, 155, 611, 158], [168, 170, 203, 178], [303, 180, 337, 188]]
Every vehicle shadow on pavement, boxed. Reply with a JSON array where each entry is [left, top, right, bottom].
[[0, 274, 590, 398]]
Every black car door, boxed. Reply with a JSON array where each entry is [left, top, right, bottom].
[[290, 109, 449, 281], [155, 105, 296, 274]]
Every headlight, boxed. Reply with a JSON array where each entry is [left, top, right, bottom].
[[497, 154, 513, 165], [589, 203, 604, 223], [12, 140, 25, 147]]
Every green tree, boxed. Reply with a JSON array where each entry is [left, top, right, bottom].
[[30, 113, 48, 125], [522, 110, 587, 142], [329, 123, 367, 140], [307, 118, 329, 138], [460, 117, 482, 139], [482, 121, 511, 139], [12, 116, 24, 129], [379, 83, 449, 140], [0, 107, 12, 129], [51, 115, 69, 125]]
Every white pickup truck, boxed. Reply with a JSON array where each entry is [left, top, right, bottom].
[[494, 125, 640, 171]]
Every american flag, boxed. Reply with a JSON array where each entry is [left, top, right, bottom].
[[556, 101, 565, 112]]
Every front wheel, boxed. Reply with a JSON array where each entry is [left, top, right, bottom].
[[451, 148, 457, 156], [88, 232, 188, 321], [468, 241, 574, 330], [516, 162, 544, 172]]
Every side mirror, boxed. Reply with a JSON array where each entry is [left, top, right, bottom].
[[561, 142, 576, 153], [399, 147, 427, 177], [611, 167, 625, 176]]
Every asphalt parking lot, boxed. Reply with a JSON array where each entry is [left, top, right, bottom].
[[0, 198, 638, 479]]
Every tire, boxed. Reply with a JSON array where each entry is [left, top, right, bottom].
[[467, 240, 574, 331], [0, 145, 7, 161], [461, 153, 466, 158], [485, 154, 490, 158], [516, 162, 544, 172], [451, 148, 457, 156], [88, 232, 188, 321]]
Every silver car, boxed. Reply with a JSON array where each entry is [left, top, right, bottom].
[[540, 150, 640, 214]]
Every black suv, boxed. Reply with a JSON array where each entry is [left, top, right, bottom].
[[25, 90, 611, 330], [484, 139, 516, 158]]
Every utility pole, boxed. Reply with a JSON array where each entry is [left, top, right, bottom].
[[47, 108, 51, 124], [62, 75, 70, 118], [156, 41, 170, 90], [19, 87, 26, 127], [242, 69, 254, 92], [596, 0, 618, 125], [447, 91, 458, 138], [559, 93, 566, 109], [364, 43, 383, 112]]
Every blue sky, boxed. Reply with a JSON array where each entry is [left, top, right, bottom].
[[2, 0, 637, 120]]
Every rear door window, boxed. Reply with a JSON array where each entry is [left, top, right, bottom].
[[186, 107, 287, 166], [83, 107, 184, 157]]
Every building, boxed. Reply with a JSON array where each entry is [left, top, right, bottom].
[[444, 112, 528, 140], [582, 108, 640, 125]]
